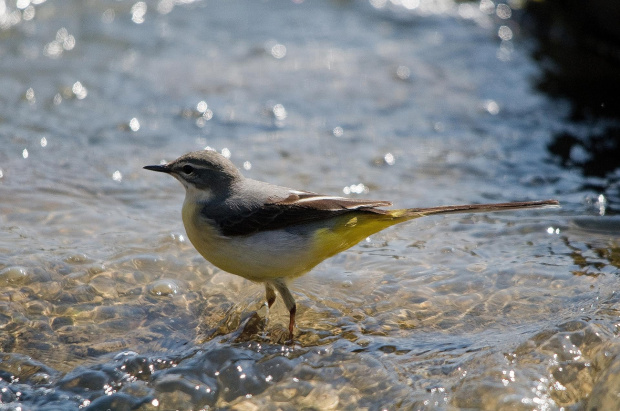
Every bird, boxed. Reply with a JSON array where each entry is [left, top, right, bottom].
[[144, 149, 559, 340]]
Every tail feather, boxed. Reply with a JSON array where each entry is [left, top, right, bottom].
[[391, 199, 560, 219], [313, 199, 559, 262]]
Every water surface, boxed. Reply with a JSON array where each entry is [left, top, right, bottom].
[[1, 0, 619, 409]]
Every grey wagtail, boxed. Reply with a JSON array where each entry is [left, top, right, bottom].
[[145, 149, 559, 339]]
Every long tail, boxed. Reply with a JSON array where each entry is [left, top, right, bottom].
[[313, 199, 559, 262], [391, 199, 560, 219]]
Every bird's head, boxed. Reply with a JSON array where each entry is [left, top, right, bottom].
[[144, 150, 242, 199]]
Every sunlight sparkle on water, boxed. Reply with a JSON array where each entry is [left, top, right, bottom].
[[44, 28, 75, 58], [498, 25, 513, 41], [496, 3, 511, 19], [57, 28, 75, 50], [403, 0, 421, 10], [396, 65, 411, 80], [195, 101, 213, 126], [25, 87, 35, 103], [270, 43, 287, 59], [129, 118, 140, 131], [131, 2, 147, 24], [273, 104, 287, 120], [196, 101, 208, 113], [596, 194, 606, 216], [72, 81, 87, 99], [484, 99, 500, 115], [343, 183, 369, 195]]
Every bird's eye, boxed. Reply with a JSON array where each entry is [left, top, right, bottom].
[[182, 165, 194, 174]]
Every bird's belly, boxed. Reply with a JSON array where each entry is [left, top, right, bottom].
[[191, 227, 322, 281], [182, 205, 324, 282]]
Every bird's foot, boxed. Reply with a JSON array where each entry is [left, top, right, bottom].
[[267, 325, 292, 344]]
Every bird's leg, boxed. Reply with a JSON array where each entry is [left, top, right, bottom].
[[272, 278, 297, 340], [288, 306, 296, 339], [265, 283, 276, 308]]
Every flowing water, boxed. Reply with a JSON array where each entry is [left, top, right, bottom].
[[1, 0, 619, 409]]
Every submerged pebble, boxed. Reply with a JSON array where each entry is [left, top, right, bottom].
[[0, 267, 32, 285], [148, 279, 182, 297]]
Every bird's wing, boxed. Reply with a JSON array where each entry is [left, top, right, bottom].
[[210, 191, 392, 236]]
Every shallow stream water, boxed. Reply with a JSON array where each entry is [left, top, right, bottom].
[[1, 0, 619, 409]]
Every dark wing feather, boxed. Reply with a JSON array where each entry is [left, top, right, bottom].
[[210, 194, 391, 236]]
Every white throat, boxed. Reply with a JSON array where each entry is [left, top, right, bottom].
[[182, 182, 215, 205]]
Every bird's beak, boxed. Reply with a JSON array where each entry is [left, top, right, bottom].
[[143, 164, 171, 173]]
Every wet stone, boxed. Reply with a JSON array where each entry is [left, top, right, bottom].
[[558, 320, 588, 332], [93, 305, 121, 321], [66, 284, 99, 303], [118, 286, 142, 297], [56, 324, 92, 344], [0, 385, 17, 403], [86, 264, 106, 275], [0, 329, 16, 352], [128, 255, 165, 272], [270, 386, 299, 402], [587, 348, 620, 410], [551, 361, 594, 405], [152, 373, 218, 409], [63, 253, 93, 265], [0, 353, 55, 382], [29, 372, 52, 385], [57, 291, 80, 304], [51, 316, 74, 330], [0, 312, 12, 329], [89, 274, 118, 298], [296, 386, 340, 410], [148, 279, 182, 297], [25, 300, 52, 316], [218, 360, 272, 403], [86, 392, 153, 411], [59, 369, 109, 393], [86, 339, 130, 356], [117, 354, 154, 381], [0, 266, 32, 286], [47, 260, 73, 276], [58, 332, 90, 345], [118, 270, 147, 285]]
